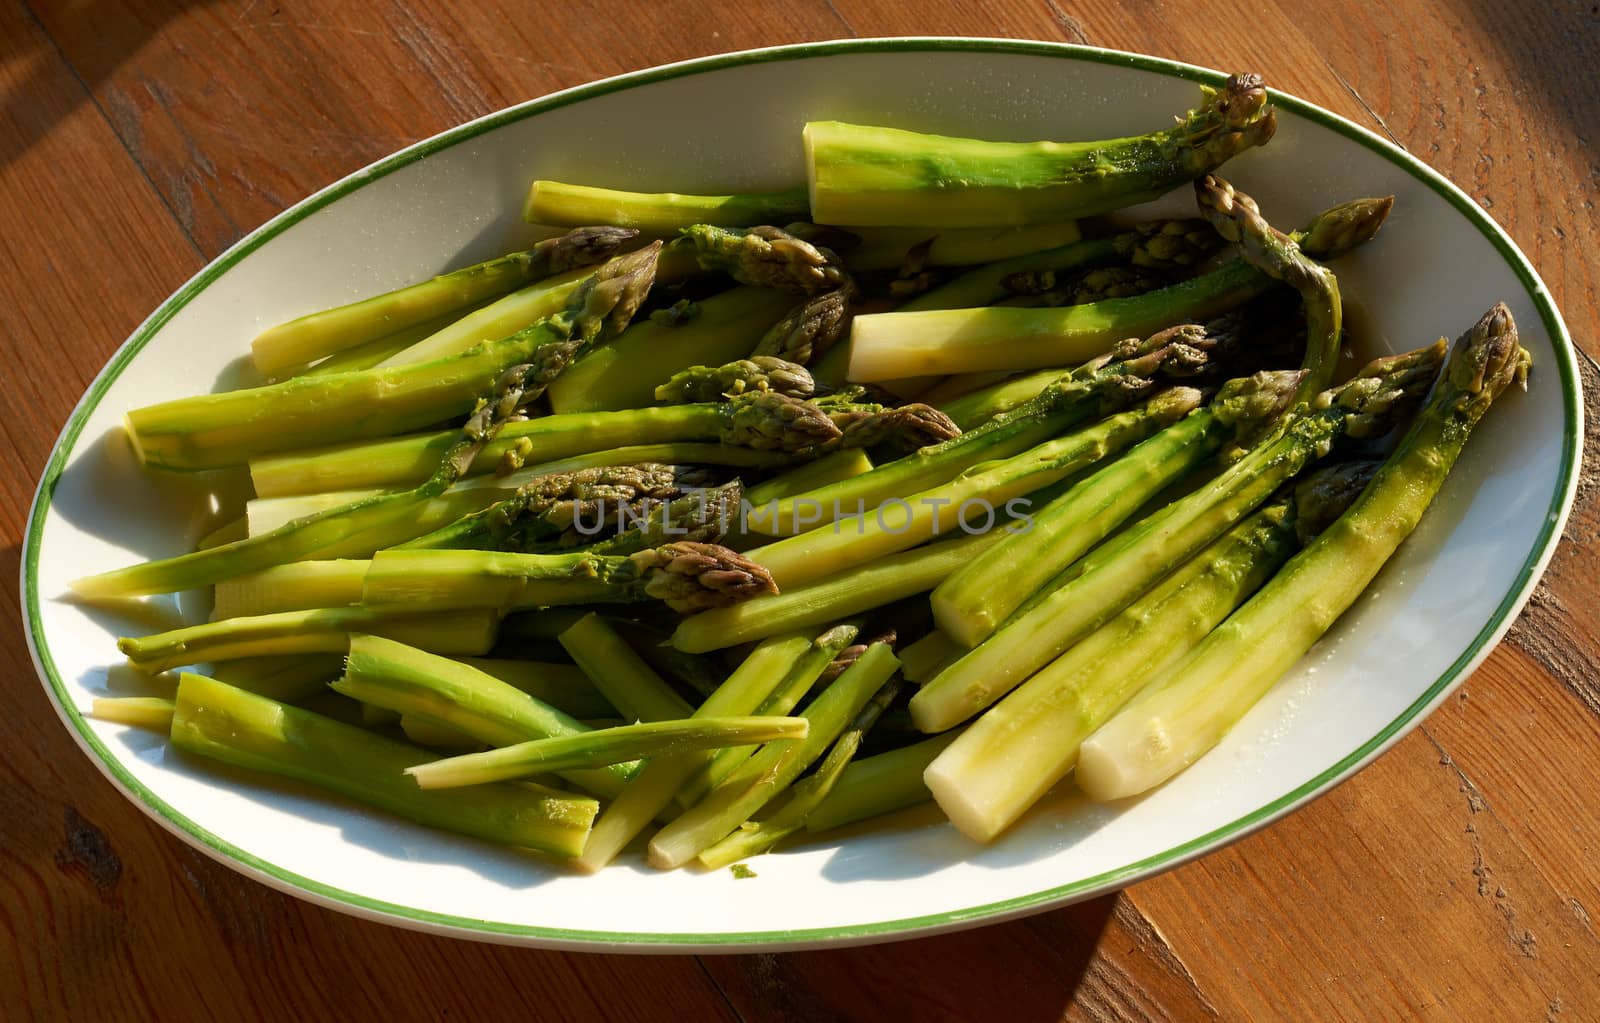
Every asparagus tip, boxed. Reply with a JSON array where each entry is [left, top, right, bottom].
[[631, 541, 778, 613], [1298, 195, 1396, 261]]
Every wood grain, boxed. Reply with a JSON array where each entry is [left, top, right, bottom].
[[4, 1, 1598, 1020]]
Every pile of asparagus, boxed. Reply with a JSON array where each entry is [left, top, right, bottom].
[[83, 73, 1528, 870]]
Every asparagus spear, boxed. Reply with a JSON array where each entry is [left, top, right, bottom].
[[118, 606, 499, 674], [806, 732, 962, 833], [523, 181, 809, 230], [578, 482, 745, 556], [804, 74, 1275, 227], [571, 628, 852, 872], [911, 341, 1446, 732], [92, 696, 178, 731], [394, 464, 722, 553], [557, 613, 694, 723], [930, 367, 1302, 644], [898, 632, 964, 684], [1077, 305, 1527, 800], [248, 389, 830, 498], [750, 288, 855, 367], [679, 224, 849, 295], [696, 676, 904, 868], [295, 304, 500, 377], [745, 450, 873, 508], [170, 673, 598, 857], [845, 193, 1391, 381], [548, 287, 796, 413], [647, 643, 900, 868], [405, 716, 810, 789], [121, 244, 661, 472], [926, 461, 1375, 841], [671, 528, 1008, 653], [748, 386, 1205, 588], [655, 357, 815, 403], [211, 559, 368, 619], [360, 541, 776, 614], [750, 319, 1227, 536], [250, 227, 637, 375], [333, 635, 632, 799]]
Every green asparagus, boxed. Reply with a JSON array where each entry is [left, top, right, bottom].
[[806, 732, 962, 833], [1076, 304, 1527, 800], [171, 673, 598, 857], [405, 716, 810, 789], [250, 227, 637, 375], [925, 461, 1375, 841], [804, 74, 1274, 226], [930, 367, 1302, 644], [333, 635, 632, 799], [911, 341, 1446, 732], [523, 181, 809, 230]]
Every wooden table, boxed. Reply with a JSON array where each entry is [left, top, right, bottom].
[[4, 2, 1597, 1018]]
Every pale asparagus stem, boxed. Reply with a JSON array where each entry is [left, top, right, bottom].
[[751, 288, 855, 365], [754, 320, 1227, 535], [929, 369, 1303, 643], [404, 717, 811, 789], [748, 388, 1204, 589], [680, 224, 850, 295], [911, 341, 1448, 732], [91, 697, 177, 731], [655, 358, 816, 403], [806, 732, 962, 833], [332, 635, 632, 799], [211, 560, 369, 619], [117, 607, 499, 674], [696, 676, 904, 868], [522, 181, 810, 230], [926, 497, 1304, 841], [170, 674, 599, 857], [941, 465, 1404, 840], [361, 541, 777, 615], [1076, 305, 1527, 800], [646, 643, 900, 869], [250, 227, 637, 374], [804, 73, 1275, 227], [572, 630, 844, 873]]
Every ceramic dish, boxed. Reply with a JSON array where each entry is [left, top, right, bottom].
[[20, 38, 1581, 951]]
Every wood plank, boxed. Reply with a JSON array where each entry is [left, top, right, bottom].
[[701, 894, 1219, 1022], [27, 0, 854, 258], [1124, 647, 1600, 1020]]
